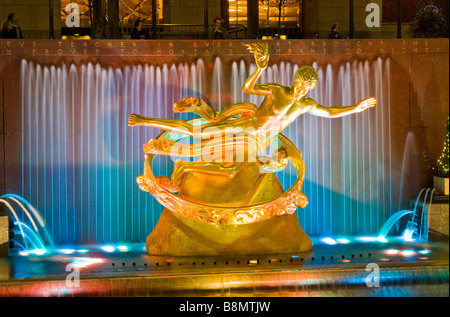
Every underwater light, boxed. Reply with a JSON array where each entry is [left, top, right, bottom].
[[385, 249, 399, 255], [336, 238, 350, 244], [418, 250, 431, 255], [77, 249, 89, 253], [401, 250, 415, 257], [321, 237, 337, 245], [357, 236, 388, 243], [101, 246, 115, 253], [69, 257, 104, 268], [357, 236, 377, 242], [59, 249, 76, 255], [29, 249, 46, 256], [117, 245, 129, 252]]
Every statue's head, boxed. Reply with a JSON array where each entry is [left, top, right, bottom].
[[294, 66, 318, 98]]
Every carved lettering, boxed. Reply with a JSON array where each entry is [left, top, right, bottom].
[[0, 39, 445, 56]]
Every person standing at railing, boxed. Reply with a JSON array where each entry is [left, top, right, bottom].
[[131, 19, 151, 39], [1, 20, 12, 38], [2, 13, 23, 39], [208, 17, 230, 39], [328, 23, 341, 39]]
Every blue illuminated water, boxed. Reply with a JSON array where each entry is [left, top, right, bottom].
[[376, 187, 435, 242], [16, 56, 402, 246], [378, 209, 414, 239], [0, 193, 54, 252]]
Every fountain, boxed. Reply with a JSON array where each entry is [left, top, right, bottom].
[[376, 187, 437, 242], [17, 51, 394, 247], [0, 193, 54, 254]]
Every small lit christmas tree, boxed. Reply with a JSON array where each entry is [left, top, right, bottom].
[[436, 117, 449, 178], [409, 1, 447, 38]]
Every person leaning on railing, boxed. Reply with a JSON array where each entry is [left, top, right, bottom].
[[2, 13, 23, 39], [131, 19, 151, 39], [208, 17, 230, 39], [328, 23, 341, 39]]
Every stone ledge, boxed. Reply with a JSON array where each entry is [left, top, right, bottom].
[[0, 216, 8, 257], [427, 200, 449, 241]]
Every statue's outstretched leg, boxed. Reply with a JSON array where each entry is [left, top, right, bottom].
[[129, 96, 259, 138], [128, 114, 195, 136], [130, 111, 262, 141]]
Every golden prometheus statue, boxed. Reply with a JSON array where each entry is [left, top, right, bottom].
[[128, 42, 376, 256]]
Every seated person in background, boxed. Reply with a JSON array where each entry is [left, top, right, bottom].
[[131, 19, 151, 39], [328, 23, 341, 39], [208, 17, 230, 39]]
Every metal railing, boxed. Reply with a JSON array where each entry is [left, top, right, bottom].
[[31, 24, 248, 40], [122, 23, 247, 39]]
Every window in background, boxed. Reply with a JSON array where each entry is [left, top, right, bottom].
[[60, 0, 163, 29], [228, 0, 301, 28]]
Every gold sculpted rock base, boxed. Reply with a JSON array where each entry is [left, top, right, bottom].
[[146, 209, 312, 256], [146, 163, 312, 256]]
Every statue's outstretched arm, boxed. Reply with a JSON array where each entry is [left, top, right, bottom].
[[307, 97, 376, 118]]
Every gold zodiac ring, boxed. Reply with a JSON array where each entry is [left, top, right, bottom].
[[135, 119, 308, 226]]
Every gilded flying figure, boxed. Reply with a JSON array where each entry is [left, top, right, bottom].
[[128, 42, 376, 188]]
